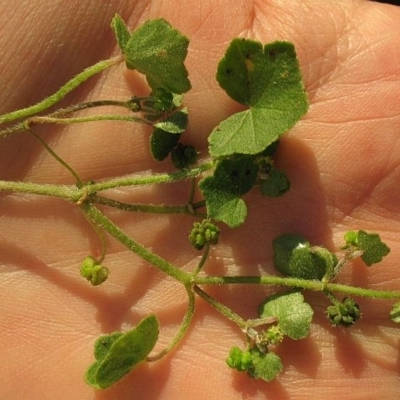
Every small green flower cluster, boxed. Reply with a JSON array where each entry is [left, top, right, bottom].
[[188, 219, 220, 250], [264, 325, 284, 345], [327, 297, 361, 327], [80, 256, 109, 286], [226, 346, 252, 372]]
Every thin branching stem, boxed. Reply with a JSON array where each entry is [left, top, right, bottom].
[[0, 55, 124, 128], [194, 275, 400, 299], [194, 285, 247, 329], [29, 129, 83, 186], [147, 283, 196, 362]]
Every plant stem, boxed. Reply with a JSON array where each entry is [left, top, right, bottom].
[[326, 282, 400, 299], [81, 202, 190, 283], [191, 244, 210, 276], [191, 200, 206, 211], [0, 163, 213, 202], [45, 99, 141, 117], [0, 180, 81, 200], [91, 195, 204, 217], [194, 275, 400, 299], [85, 162, 214, 193], [147, 284, 195, 362], [26, 114, 151, 127], [194, 285, 247, 329], [29, 130, 83, 186], [0, 56, 124, 129]]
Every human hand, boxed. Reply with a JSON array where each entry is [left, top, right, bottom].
[[1, 1, 400, 399]]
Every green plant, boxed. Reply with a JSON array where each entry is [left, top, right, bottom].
[[1, 14, 399, 390]]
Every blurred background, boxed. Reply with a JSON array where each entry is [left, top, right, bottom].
[[374, 0, 399, 5]]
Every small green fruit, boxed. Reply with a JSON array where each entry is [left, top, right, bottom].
[[80, 256, 109, 286]]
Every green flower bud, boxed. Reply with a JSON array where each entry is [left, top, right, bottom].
[[80, 256, 109, 286], [327, 297, 361, 327], [226, 346, 251, 372], [189, 220, 220, 250], [264, 325, 284, 345]]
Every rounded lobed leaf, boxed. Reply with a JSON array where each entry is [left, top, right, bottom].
[[124, 19, 191, 94], [272, 234, 333, 280], [153, 108, 188, 134], [209, 39, 309, 157], [85, 315, 159, 389], [150, 128, 181, 161], [260, 168, 290, 197], [199, 156, 258, 227], [259, 291, 314, 340], [343, 230, 390, 266], [247, 348, 283, 382]]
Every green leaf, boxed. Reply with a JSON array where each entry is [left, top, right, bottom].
[[203, 195, 247, 229], [147, 88, 184, 112], [259, 139, 280, 157], [111, 14, 131, 50], [247, 348, 283, 382], [153, 108, 188, 134], [273, 234, 333, 280], [390, 302, 400, 324], [124, 19, 191, 94], [93, 332, 124, 361], [85, 315, 159, 389], [259, 291, 314, 340], [209, 39, 308, 157], [260, 168, 290, 197], [150, 128, 181, 161], [311, 246, 338, 281], [344, 230, 390, 266], [198, 156, 258, 227]]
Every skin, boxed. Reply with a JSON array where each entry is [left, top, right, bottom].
[[0, 0, 400, 398]]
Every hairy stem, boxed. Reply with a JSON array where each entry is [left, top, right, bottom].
[[81, 202, 190, 283], [92, 195, 205, 217], [26, 114, 151, 127], [194, 285, 247, 328], [0, 180, 81, 200], [147, 284, 195, 362], [29, 130, 83, 186], [0, 55, 124, 129], [0, 163, 213, 202], [85, 162, 214, 193], [45, 99, 141, 117], [195, 275, 400, 299], [191, 244, 210, 275]]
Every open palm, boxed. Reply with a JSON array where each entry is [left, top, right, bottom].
[[1, 1, 400, 399]]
